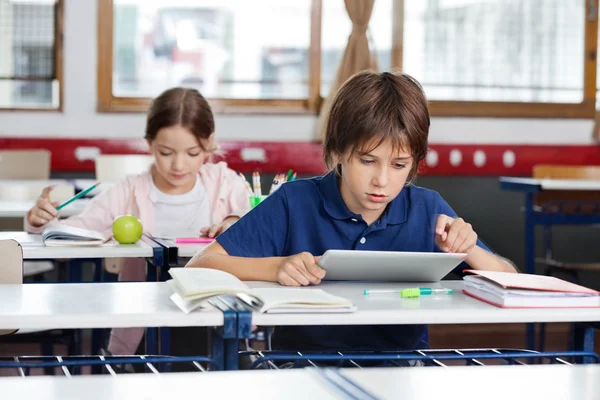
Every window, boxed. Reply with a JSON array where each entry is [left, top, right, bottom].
[[99, 0, 320, 112], [0, 0, 62, 110], [98, 0, 598, 117], [404, 0, 596, 117]]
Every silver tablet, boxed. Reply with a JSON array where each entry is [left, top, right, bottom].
[[317, 250, 468, 282]]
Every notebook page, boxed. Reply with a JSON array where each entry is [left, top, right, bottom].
[[168, 268, 250, 297], [251, 288, 353, 312]]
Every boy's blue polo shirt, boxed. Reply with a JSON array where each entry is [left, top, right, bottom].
[[217, 171, 492, 351]]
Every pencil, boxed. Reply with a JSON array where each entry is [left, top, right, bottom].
[[269, 174, 280, 194], [253, 171, 262, 197], [56, 182, 101, 211], [239, 172, 253, 197]]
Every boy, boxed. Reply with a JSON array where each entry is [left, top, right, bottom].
[[187, 70, 516, 352]]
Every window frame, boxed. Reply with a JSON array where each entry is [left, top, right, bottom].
[[0, 0, 64, 112], [97, 0, 323, 113], [97, 0, 598, 118]]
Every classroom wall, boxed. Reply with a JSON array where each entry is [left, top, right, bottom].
[[1, 0, 599, 287], [0, 0, 596, 146]]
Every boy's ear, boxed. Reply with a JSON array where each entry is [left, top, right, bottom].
[[146, 139, 153, 152], [330, 151, 343, 165]]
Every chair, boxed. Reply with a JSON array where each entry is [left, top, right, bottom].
[[0, 150, 50, 180], [0, 182, 74, 279], [532, 165, 600, 350], [0, 239, 79, 374], [0, 240, 23, 336], [95, 155, 153, 182]]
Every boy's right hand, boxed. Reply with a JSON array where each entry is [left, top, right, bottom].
[[276, 252, 326, 286], [27, 186, 59, 227]]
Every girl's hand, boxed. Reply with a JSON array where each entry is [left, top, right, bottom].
[[200, 216, 240, 238]]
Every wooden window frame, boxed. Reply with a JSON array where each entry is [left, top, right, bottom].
[[97, 0, 323, 113], [98, 0, 597, 118], [0, 0, 63, 112], [392, 0, 599, 119]]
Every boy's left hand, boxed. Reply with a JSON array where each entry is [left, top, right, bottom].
[[200, 216, 240, 238], [435, 214, 478, 254]]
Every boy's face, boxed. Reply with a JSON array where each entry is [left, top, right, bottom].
[[338, 139, 413, 225]]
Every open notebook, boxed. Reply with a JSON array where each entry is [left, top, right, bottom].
[[462, 269, 600, 308], [167, 268, 356, 314], [41, 225, 111, 247]]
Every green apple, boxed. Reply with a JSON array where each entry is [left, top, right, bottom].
[[112, 215, 143, 244]]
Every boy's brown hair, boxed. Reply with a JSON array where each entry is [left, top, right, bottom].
[[323, 70, 430, 183], [145, 87, 215, 151]]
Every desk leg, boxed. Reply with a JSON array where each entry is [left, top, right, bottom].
[[208, 318, 238, 371], [525, 193, 536, 350], [145, 261, 159, 355], [573, 323, 596, 364], [208, 298, 240, 370], [210, 328, 225, 371], [525, 192, 535, 275]]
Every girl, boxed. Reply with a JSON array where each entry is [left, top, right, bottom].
[[25, 87, 251, 356]]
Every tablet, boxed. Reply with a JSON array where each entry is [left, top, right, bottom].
[[317, 250, 468, 282]]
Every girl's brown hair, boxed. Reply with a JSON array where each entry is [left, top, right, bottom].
[[145, 87, 215, 151], [323, 70, 430, 183]]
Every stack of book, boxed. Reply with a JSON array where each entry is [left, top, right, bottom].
[[462, 270, 600, 308]]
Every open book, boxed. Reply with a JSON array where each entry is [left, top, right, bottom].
[[42, 225, 111, 247], [462, 269, 600, 308], [167, 268, 356, 314]]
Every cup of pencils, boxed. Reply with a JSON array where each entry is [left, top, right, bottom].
[[239, 170, 296, 209]]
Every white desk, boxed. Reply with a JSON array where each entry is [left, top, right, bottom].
[[342, 364, 600, 400], [0, 369, 341, 400], [150, 238, 209, 261], [1, 364, 597, 400], [500, 176, 600, 191], [0, 179, 107, 193], [0, 199, 90, 218], [0, 282, 223, 330], [0, 232, 155, 260], [174, 242, 209, 258], [246, 281, 600, 326]]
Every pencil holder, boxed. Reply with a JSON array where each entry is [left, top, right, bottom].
[[249, 195, 267, 208]]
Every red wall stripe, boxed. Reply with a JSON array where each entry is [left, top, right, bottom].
[[0, 138, 599, 176]]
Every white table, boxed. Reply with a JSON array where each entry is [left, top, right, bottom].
[[0, 179, 107, 193], [176, 243, 209, 258], [342, 364, 600, 400], [0, 369, 342, 400], [0, 282, 223, 330], [150, 238, 209, 258], [0, 232, 155, 260], [0, 199, 90, 218], [1, 364, 597, 400], [499, 177, 600, 191], [246, 281, 600, 326]]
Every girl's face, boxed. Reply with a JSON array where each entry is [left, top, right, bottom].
[[148, 125, 214, 194]]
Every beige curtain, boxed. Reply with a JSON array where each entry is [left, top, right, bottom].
[[316, 0, 378, 141]]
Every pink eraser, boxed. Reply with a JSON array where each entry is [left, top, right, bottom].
[[175, 237, 215, 244]]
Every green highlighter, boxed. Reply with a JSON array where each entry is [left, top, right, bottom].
[[363, 288, 453, 298]]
